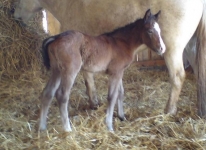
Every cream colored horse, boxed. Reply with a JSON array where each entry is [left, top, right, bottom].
[[14, 0, 206, 131]]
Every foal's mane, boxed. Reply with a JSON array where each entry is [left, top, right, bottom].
[[103, 18, 143, 39]]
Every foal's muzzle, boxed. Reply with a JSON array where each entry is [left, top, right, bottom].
[[157, 42, 166, 55], [157, 47, 166, 55]]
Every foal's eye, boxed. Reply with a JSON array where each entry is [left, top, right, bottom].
[[147, 30, 153, 34]]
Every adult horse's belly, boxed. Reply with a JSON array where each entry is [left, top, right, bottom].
[[59, 0, 202, 40], [156, 0, 203, 51]]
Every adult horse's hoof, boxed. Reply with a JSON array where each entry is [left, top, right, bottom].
[[165, 105, 177, 115]]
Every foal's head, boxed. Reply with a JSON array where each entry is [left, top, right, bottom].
[[141, 9, 166, 55]]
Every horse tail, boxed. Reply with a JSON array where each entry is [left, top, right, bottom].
[[196, 1, 206, 118], [41, 36, 56, 70]]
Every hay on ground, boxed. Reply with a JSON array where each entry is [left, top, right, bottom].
[[0, 1, 206, 149]]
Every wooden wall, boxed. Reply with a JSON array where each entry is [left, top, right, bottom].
[[137, 49, 165, 67], [45, 10, 60, 35]]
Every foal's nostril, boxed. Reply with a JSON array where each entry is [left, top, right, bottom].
[[160, 47, 163, 51]]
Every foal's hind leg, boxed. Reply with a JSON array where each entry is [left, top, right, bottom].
[[55, 70, 79, 132], [83, 71, 99, 109], [164, 50, 185, 115], [39, 70, 61, 131]]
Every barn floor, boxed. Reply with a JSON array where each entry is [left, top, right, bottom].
[[1, 64, 206, 150], [1, 0, 206, 149]]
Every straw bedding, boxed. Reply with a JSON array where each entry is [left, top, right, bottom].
[[0, 0, 206, 149]]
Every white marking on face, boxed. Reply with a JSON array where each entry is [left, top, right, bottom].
[[154, 22, 166, 54]]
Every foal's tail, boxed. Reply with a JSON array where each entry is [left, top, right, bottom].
[[42, 31, 73, 70], [42, 36, 56, 70], [195, 0, 206, 118]]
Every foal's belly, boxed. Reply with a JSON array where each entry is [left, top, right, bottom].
[[82, 64, 106, 72], [82, 57, 110, 73]]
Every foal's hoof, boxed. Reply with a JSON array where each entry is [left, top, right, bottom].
[[90, 102, 100, 110], [107, 127, 114, 132], [165, 105, 177, 115], [118, 116, 126, 121], [63, 125, 72, 132], [64, 128, 72, 132], [39, 123, 47, 132], [90, 105, 98, 110], [39, 126, 47, 132]]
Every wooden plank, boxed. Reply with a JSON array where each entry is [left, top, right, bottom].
[[138, 51, 143, 61], [142, 49, 148, 61], [46, 10, 60, 35], [136, 59, 165, 67], [151, 50, 162, 60], [148, 49, 152, 60]]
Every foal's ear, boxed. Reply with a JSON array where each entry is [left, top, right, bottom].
[[144, 9, 151, 22], [154, 10, 161, 21]]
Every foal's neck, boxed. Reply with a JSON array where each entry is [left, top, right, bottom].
[[109, 19, 144, 49]]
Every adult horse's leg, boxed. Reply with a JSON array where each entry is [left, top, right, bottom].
[[106, 72, 123, 131], [55, 69, 79, 132], [196, 4, 206, 117], [183, 35, 198, 76], [83, 71, 99, 109], [164, 49, 185, 115], [117, 79, 125, 121], [163, 0, 204, 115], [39, 69, 61, 131], [177, 0, 206, 117]]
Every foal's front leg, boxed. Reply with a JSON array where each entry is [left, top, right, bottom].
[[106, 72, 123, 131], [83, 71, 99, 109]]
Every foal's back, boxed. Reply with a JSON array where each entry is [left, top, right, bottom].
[[81, 34, 132, 73]]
